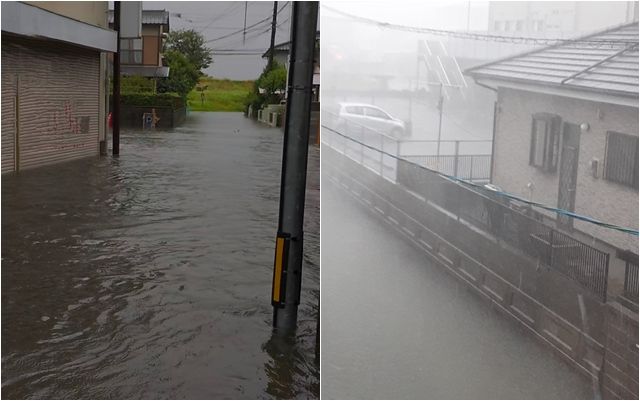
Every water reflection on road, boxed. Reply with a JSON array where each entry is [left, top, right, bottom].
[[2, 112, 319, 399]]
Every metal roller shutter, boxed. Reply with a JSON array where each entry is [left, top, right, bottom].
[[1, 36, 100, 172], [1, 47, 16, 173]]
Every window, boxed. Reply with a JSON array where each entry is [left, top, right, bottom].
[[504, 21, 511, 32], [529, 113, 560, 172], [516, 20, 524, 31], [494, 21, 503, 31], [604, 131, 639, 189], [345, 106, 364, 115], [120, 38, 143, 65], [365, 107, 390, 120]]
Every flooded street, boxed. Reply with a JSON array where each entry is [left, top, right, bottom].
[[2, 112, 319, 399], [320, 172, 593, 400]]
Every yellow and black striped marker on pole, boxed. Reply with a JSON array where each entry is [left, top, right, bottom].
[[272, 233, 290, 307]]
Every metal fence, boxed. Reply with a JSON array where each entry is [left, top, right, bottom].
[[399, 139, 493, 182], [619, 250, 639, 304], [402, 154, 491, 182], [396, 159, 610, 301]]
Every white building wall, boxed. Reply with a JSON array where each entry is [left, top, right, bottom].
[[493, 87, 638, 251]]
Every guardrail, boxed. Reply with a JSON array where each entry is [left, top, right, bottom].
[[322, 117, 611, 301], [321, 109, 492, 182]]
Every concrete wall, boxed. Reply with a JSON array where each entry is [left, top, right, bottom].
[[601, 302, 639, 399], [26, 1, 108, 28], [324, 144, 639, 399], [492, 87, 638, 252]]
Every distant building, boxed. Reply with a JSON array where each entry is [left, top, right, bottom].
[[465, 22, 639, 251], [261, 31, 320, 101], [108, 9, 170, 78], [489, 1, 638, 35], [1, 1, 116, 173], [445, 1, 638, 64]]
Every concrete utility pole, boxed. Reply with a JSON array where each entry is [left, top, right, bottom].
[[113, 1, 121, 155], [271, 1, 318, 331], [268, 1, 278, 70]]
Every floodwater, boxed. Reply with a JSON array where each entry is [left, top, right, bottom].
[[320, 169, 593, 400], [1, 112, 319, 399]]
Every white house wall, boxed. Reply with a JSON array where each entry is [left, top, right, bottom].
[[493, 87, 638, 251]]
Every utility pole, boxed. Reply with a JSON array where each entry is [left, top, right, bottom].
[[268, 1, 278, 70], [466, 1, 471, 31], [271, 1, 318, 331], [113, 1, 121, 155], [243, 2, 248, 46]]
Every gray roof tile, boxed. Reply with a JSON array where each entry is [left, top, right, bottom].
[[466, 23, 639, 98]]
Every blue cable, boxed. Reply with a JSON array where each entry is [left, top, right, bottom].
[[321, 124, 639, 237]]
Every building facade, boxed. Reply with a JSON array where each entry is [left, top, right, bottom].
[[108, 9, 170, 78], [466, 23, 639, 252], [1, 1, 116, 173]]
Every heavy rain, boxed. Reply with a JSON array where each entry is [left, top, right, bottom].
[[321, 1, 638, 399]]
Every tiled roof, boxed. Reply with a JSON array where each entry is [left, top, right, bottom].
[[465, 23, 639, 98]]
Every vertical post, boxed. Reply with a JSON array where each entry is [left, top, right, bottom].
[[268, 1, 278, 71], [272, 1, 318, 331], [436, 83, 443, 169], [113, 1, 121, 155], [454, 140, 459, 178], [14, 75, 20, 172], [243, 1, 248, 46]]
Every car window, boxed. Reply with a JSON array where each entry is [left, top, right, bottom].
[[344, 106, 364, 115], [365, 107, 390, 119]]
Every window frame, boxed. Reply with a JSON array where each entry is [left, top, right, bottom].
[[529, 113, 560, 173], [604, 131, 639, 190]]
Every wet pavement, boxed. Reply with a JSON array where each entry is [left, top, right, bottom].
[[320, 170, 593, 400], [1, 112, 319, 399]]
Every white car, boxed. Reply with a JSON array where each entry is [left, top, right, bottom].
[[337, 103, 407, 138]]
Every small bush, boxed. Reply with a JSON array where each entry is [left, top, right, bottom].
[[118, 92, 185, 109]]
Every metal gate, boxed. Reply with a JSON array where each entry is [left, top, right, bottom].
[[1, 37, 100, 173], [557, 122, 581, 229]]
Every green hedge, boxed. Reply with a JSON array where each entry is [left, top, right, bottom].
[[112, 93, 185, 110]]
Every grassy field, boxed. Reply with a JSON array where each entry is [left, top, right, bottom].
[[187, 77, 253, 112]]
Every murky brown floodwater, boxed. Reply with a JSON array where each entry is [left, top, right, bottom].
[[2, 112, 319, 399]]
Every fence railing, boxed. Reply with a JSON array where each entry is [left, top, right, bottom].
[[322, 119, 611, 301], [619, 250, 639, 305], [395, 158, 611, 300], [321, 109, 492, 183]]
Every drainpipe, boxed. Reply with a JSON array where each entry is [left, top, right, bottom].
[[271, 1, 318, 332]]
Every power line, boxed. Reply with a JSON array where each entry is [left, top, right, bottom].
[[198, 3, 243, 33], [322, 4, 638, 48], [205, 2, 288, 44]]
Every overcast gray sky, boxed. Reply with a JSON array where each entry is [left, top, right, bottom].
[[140, 1, 293, 80]]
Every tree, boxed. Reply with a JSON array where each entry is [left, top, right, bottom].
[[244, 60, 288, 115], [164, 29, 213, 73], [257, 64, 287, 103], [157, 51, 200, 98]]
